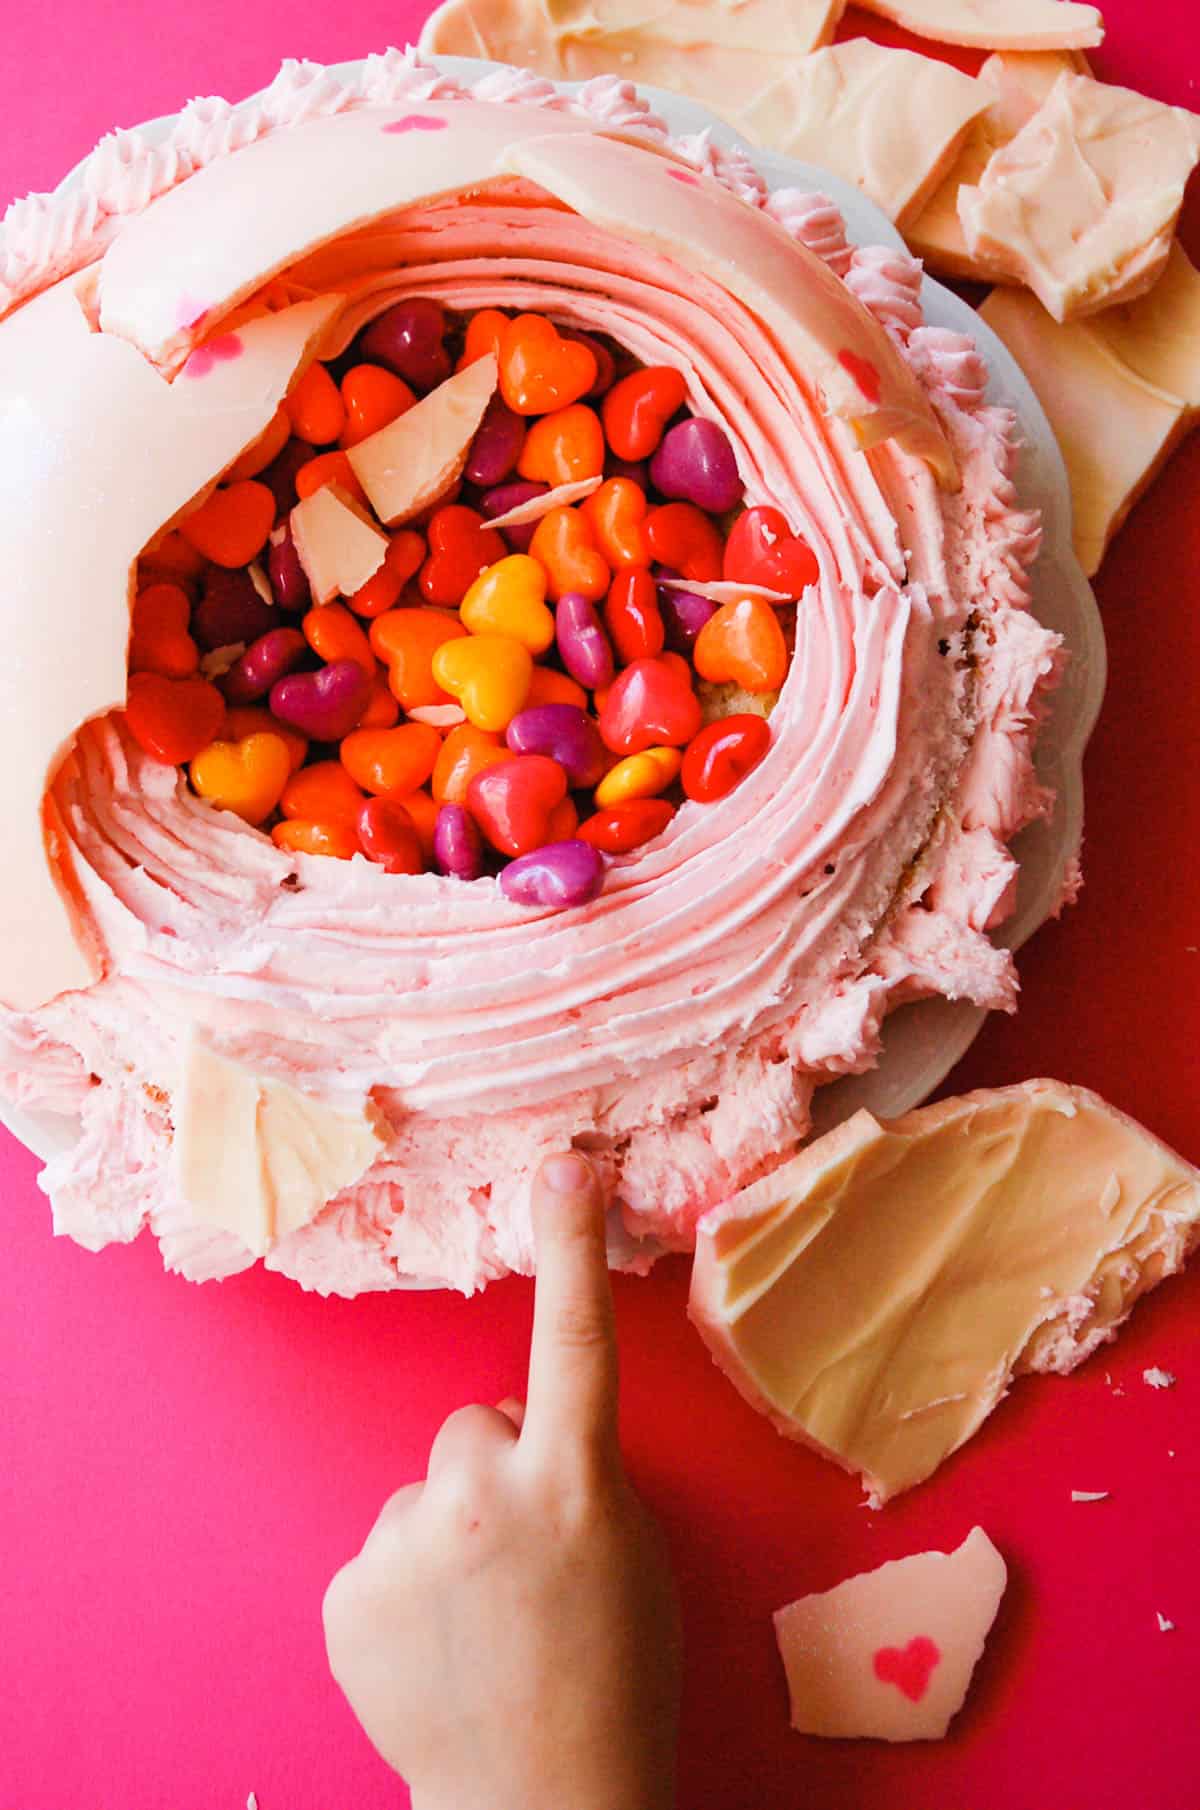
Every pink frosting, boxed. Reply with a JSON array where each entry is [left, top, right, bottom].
[[0, 59, 1062, 1293]]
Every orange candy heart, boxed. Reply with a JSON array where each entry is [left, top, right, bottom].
[[339, 363, 417, 448], [340, 723, 442, 796], [348, 530, 426, 619], [227, 406, 291, 482], [459, 308, 509, 370], [528, 507, 610, 603], [139, 530, 207, 585], [129, 582, 199, 679], [272, 820, 360, 860], [392, 787, 440, 858], [286, 361, 346, 446], [189, 732, 292, 825], [360, 671, 402, 729], [526, 666, 589, 711], [125, 673, 225, 766], [499, 315, 597, 415], [294, 450, 368, 509], [432, 724, 513, 804], [370, 608, 467, 710], [280, 760, 365, 828], [517, 404, 605, 487], [693, 595, 788, 694], [178, 480, 275, 568], [303, 602, 375, 673], [222, 705, 308, 772], [581, 478, 649, 570]]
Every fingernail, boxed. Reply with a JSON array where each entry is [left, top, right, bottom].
[[542, 1151, 594, 1194]]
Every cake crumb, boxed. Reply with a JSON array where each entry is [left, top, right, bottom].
[[1143, 1367, 1176, 1389], [1156, 1612, 1175, 1633], [1071, 1489, 1109, 1502]]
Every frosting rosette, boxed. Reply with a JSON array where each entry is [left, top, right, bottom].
[[0, 53, 1062, 1293]]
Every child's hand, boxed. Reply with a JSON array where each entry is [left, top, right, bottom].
[[323, 1151, 682, 1810]]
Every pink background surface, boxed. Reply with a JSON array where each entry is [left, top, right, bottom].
[[2, 7, 1198, 1808]]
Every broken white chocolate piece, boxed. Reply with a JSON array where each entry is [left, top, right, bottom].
[[347, 354, 497, 527], [774, 1528, 1007, 1742], [289, 484, 389, 605], [853, 0, 1102, 50], [483, 474, 602, 530], [905, 50, 1087, 280], [959, 75, 1200, 321], [736, 41, 991, 227], [173, 1038, 384, 1258], [980, 287, 1189, 576], [1070, 1490, 1108, 1502], [1085, 241, 1200, 413], [689, 1081, 1200, 1504]]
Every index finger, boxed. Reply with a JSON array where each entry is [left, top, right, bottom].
[[523, 1151, 618, 1457]]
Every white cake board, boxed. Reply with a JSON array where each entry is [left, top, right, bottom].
[[1, 62, 1105, 1279]]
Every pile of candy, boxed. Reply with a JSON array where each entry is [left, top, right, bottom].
[[124, 302, 818, 910]]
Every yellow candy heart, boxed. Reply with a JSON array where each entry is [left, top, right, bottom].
[[431, 633, 534, 733], [460, 554, 555, 655], [189, 732, 292, 825], [594, 746, 681, 809]]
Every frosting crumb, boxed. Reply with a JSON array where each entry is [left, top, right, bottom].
[[1070, 1489, 1109, 1502], [1143, 1367, 1177, 1389], [1156, 1613, 1175, 1633]]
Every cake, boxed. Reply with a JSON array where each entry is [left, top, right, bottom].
[[0, 51, 1062, 1294]]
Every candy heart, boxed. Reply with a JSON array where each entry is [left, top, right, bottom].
[[505, 703, 607, 788], [601, 366, 687, 461], [460, 555, 555, 654], [555, 592, 615, 689], [356, 798, 425, 874], [655, 569, 716, 652], [722, 505, 819, 598], [267, 524, 311, 611], [517, 404, 605, 487], [303, 602, 375, 673], [581, 477, 649, 570], [360, 298, 451, 393], [280, 760, 365, 828], [285, 361, 345, 446], [459, 308, 508, 372], [499, 839, 605, 910], [223, 705, 307, 772], [124, 672, 225, 766], [680, 714, 771, 802], [129, 582, 199, 679], [432, 633, 533, 732], [360, 671, 402, 729], [594, 746, 681, 808], [222, 627, 308, 704], [649, 417, 743, 514], [433, 801, 485, 879], [528, 507, 609, 602], [189, 732, 292, 825], [370, 607, 467, 710], [178, 479, 275, 568], [500, 315, 597, 416], [340, 723, 443, 796], [467, 753, 568, 856], [193, 567, 277, 651], [577, 798, 674, 855], [644, 502, 724, 583], [432, 724, 512, 804], [466, 393, 527, 487], [339, 363, 417, 449], [349, 529, 426, 619], [270, 659, 371, 742], [694, 596, 788, 693], [605, 568, 664, 663], [873, 1637, 940, 1704], [598, 654, 702, 756], [418, 504, 505, 608], [272, 819, 360, 860]]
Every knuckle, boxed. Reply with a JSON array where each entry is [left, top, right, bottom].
[[552, 1298, 611, 1352]]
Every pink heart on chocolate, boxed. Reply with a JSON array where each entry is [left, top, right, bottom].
[[383, 114, 448, 134], [873, 1636, 940, 1703]]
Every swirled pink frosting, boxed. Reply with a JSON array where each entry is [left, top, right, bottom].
[[0, 61, 1061, 1295]]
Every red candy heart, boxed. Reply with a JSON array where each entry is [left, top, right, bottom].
[[124, 673, 225, 766], [604, 568, 664, 663], [419, 504, 505, 608], [601, 366, 687, 461], [644, 502, 724, 583], [467, 754, 568, 856], [598, 654, 702, 757], [873, 1637, 940, 1703], [722, 506, 819, 598], [129, 582, 199, 679]]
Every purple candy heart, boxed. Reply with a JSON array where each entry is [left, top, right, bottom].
[[433, 803, 485, 881], [222, 628, 309, 704], [506, 703, 607, 789], [267, 525, 311, 611], [605, 456, 649, 490], [259, 437, 314, 517], [466, 395, 526, 488], [654, 567, 716, 652], [192, 568, 277, 652], [650, 417, 743, 515], [500, 840, 605, 911], [556, 593, 615, 690], [360, 299, 451, 393], [480, 480, 549, 553], [270, 660, 371, 742]]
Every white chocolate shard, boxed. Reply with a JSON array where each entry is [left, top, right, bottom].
[[484, 473, 602, 528], [958, 75, 1200, 321], [290, 484, 389, 605], [774, 1528, 1007, 1741], [173, 1037, 385, 1258], [736, 41, 991, 227], [905, 50, 1087, 280], [419, 0, 842, 119], [853, 0, 1103, 50], [689, 1081, 1200, 1505], [347, 354, 498, 527], [1085, 240, 1200, 413], [980, 286, 1189, 576]]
